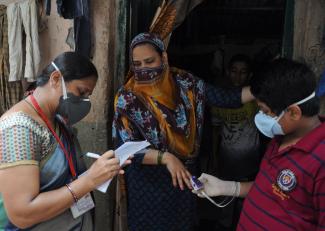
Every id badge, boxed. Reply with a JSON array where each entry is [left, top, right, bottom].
[[70, 192, 95, 219]]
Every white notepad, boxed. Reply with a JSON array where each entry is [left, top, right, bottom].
[[81, 140, 151, 193]]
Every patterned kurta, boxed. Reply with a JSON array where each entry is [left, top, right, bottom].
[[113, 68, 242, 231], [113, 68, 204, 231]]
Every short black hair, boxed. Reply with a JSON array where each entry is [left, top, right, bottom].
[[37, 52, 98, 86], [228, 54, 252, 71], [251, 58, 319, 116]]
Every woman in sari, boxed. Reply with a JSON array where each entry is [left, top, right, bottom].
[[0, 52, 129, 230], [113, 33, 253, 231]]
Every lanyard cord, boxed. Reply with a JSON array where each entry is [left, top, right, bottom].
[[29, 95, 77, 178]]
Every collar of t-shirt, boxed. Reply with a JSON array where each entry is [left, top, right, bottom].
[[267, 116, 325, 158]]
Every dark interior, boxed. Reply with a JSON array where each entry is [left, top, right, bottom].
[[167, 0, 287, 84], [130, 0, 287, 84]]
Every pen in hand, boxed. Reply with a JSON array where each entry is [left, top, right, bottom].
[[80, 152, 104, 159], [85, 152, 101, 159]]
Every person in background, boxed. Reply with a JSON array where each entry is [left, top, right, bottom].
[[0, 52, 130, 230], [193, 59, 325, 231], [112, 33, 254, 231], [208, 54, 265, 231]]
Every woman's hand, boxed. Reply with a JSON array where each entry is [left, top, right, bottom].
[[86, 150, 128, 189], [162, 152, 192, 190]]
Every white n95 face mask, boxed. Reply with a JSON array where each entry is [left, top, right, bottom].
[[254, 92, 316, 138], [254, 111, 284, 138]]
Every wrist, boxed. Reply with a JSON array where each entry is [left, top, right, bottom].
[[157, 150, 164, 165], [161, 152, 172, 165], [234, 182, 241, 197], [64, 178, 91, 204], [79, 174, 96, 191], [66, 183, 79, 203], [220, 180, 237, 196]]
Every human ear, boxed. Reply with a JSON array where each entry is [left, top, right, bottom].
[[286, 105, 302, 121], [49, 70, 62, 88]]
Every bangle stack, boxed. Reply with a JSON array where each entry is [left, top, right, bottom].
[[157, 150, 164, 165], [66, 183, 79, 203]]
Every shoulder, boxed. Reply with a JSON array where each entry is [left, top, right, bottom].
[[311, 140, 325, 183], [0, 112, 49, 137], [114, 87, 138, 111], [170, 67, 205, 92], [0, 112, 52, 151], [0, 112, 53, 169], [310, 138, 325, 171], [305, 120, 325, 161]]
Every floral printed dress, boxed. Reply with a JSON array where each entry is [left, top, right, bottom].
[[113, 67, 241, 231]]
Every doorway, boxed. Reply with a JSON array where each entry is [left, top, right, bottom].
[[127, 1, 289, 230], [165, 1, 288, 230], [167, 0, 288, 84]]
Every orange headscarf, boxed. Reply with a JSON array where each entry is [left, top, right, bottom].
[[114, 33, 205, 158]]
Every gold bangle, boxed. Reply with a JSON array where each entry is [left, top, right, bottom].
[[157, 150, 164, 165]]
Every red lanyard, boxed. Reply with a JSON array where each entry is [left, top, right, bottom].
[[29, 95, 77, 178]]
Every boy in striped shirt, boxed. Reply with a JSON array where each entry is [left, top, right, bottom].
[[194, 59, 325, 230]]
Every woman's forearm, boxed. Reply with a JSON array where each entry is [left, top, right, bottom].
[[4, 173, 94, 228], [141, 149, 160, 165], [141, 149, 176, 166], [4, 151, 121, 229]]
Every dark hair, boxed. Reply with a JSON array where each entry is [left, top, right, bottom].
[[132, 42, 163, 56], [251, 58, 319, 116], [228, 54, 252, 71], [37, 52, 98, 86]]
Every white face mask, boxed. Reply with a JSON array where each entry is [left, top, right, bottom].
[[254, 92, 316, 138]]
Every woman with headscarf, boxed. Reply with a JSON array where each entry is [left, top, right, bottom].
[[112, 33, 253, 231]]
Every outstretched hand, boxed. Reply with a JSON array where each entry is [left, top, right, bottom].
[[162, 152, 193, 190]]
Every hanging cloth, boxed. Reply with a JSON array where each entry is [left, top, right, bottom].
[[0, 5, 23, 115], [45, 0, 91, 57]]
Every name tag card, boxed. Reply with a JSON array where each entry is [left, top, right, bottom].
[[70, 192, 95, 218]]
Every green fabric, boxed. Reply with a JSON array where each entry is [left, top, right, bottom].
[[0, 194, 8, 231]]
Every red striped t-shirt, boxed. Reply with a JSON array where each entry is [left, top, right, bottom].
[[237, 118, 325, 231]]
